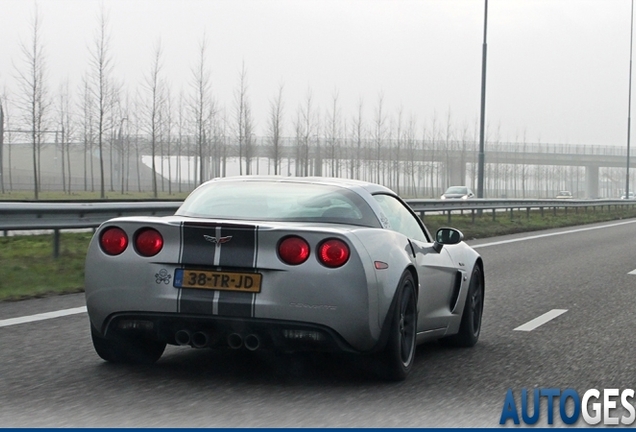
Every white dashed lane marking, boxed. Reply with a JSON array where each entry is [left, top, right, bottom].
[[0, 306, 87, 328], [514, 309, 568, 332]]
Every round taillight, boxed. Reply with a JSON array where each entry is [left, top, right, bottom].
[[135, 228, 164, 257], [278, 236, 310, 265], [318, 239, 350, 268], [100, 227, 128, 255]]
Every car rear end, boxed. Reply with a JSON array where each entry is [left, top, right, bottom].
[[85, 217, 380, 355]]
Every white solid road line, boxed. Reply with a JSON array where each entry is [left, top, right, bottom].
[[472, 219, 636, 249], [0, 306, 87, 328], [0, 221, 630, 329], [514, 309, 568, 332]]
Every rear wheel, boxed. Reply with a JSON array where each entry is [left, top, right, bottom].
[[378, 271, 417, 381], [441, 265, 484, 348], [91, 326, 166, 365]]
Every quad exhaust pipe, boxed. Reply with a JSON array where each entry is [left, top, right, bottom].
[[227, 333, 243, 349], [191, 331, 210, 348], [175, 329, 191, 346], [227, 333, 261, 350], [244, 334, 260, 351], [177, 330, 261, 350]]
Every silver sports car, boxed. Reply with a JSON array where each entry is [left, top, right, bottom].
[[85, 176, 484, 380]]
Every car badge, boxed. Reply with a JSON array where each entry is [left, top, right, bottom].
[[203, 234, 233, 245]]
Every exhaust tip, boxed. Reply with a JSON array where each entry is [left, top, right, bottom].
[[175, 329, 191, 346], [244, 334, 260, 351], [227, 333, 243, 349], [191, 331, 210, 348]]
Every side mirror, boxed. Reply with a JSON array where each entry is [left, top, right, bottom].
[[433, 228, 464, 252]]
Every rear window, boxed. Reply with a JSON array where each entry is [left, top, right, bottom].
[[445, 186, 467, 194], [176, 181, 381, 228]]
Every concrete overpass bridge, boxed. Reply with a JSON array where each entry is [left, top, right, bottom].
[[1, 136, 632, 198], [244, 139, 632, 198]]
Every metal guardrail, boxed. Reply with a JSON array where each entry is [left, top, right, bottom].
[[1, 198, 635, 257], [0, 201, 181, 258], [407, 198, 636, 224]]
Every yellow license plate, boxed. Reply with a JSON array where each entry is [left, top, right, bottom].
[[175, 269, 262, 293]]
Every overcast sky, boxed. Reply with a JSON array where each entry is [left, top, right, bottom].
[[0, 0, 633, 146]]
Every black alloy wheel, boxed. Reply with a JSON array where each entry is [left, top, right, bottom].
[[379, 271, 417, 381]]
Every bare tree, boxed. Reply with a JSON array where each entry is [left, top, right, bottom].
[[394, 106, 404, 193], [163, 88, 174, 194], [2, 94, 15, 191], [373, 93, 386, 184], [143, 40, 165, 198], [243, 99, 254, 174], [15, 5, 49, 199], [57, 80, 74, 194], [88, 7, 114, 198], [298, 89, 316, 176], [326, 90, 341, 177], [267, 84, 284, 175], [78, 74, 95, 192], [350, 98, 364, 180], [176, 90, 186, 191], [190, 36, 213, 185], [0, 94, 4, 194], [234, 62, 250, 175], [0, 97, 4, 194]]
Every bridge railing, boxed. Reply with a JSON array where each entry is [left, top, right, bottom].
[[1, 198, 635, 257]]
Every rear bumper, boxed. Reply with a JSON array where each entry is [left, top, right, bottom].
[[99, 312, 365, 354]]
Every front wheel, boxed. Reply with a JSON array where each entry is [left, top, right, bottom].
[[378, 271, 417, 381], [91, 326, 166, 365], [441, 264, 484, 348]]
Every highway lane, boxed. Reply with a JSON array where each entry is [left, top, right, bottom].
[[1, 220, 636, 427]]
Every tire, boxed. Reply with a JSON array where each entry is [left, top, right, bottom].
[[378, 271, 417, 381], [441, 265, 484, 348], [91, 326, 166, 365]]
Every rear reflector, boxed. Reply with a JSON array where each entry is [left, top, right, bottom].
[[283, 329, 324, 342]]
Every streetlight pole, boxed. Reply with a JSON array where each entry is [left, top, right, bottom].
[[626, 0, 634, 199], [477, 0, 489, 198]]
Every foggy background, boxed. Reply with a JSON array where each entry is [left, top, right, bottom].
[[0, 0, 634, 198]]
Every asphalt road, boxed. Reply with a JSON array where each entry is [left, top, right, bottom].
[[1, 219, 636, 427]]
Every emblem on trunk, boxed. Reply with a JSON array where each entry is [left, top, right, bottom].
[[203, 234, 233, 244]]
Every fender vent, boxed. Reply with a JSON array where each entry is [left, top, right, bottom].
[[449, 271, 463, 313]]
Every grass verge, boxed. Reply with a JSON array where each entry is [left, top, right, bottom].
[[1, 206, 635, 301], [423, 206, 636, 239], [0, 232, 92, 301]]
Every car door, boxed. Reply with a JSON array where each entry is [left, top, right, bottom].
[[372, 194, 458, 332]]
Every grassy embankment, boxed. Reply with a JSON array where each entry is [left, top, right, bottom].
[[1, 202, 635, 301]]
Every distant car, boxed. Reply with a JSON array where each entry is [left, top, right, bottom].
[[621, 192, 635, 199], [85, 176, 484, 381], [441, 186, 475, 200], [555, 191, 573, 199]]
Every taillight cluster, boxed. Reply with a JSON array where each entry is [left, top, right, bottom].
[[277, 236, 349, 268], [99, 227, 164, 257]]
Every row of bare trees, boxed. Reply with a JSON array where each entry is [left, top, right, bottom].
[[1, 7, 631, 199]]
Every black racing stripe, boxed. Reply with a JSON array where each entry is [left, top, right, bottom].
[[181, 222, 216, 266], [180, 222, 258, 317], [180, 289, 216, 315], [217, 291, 254, 317], [218, 226, 256, 268]]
